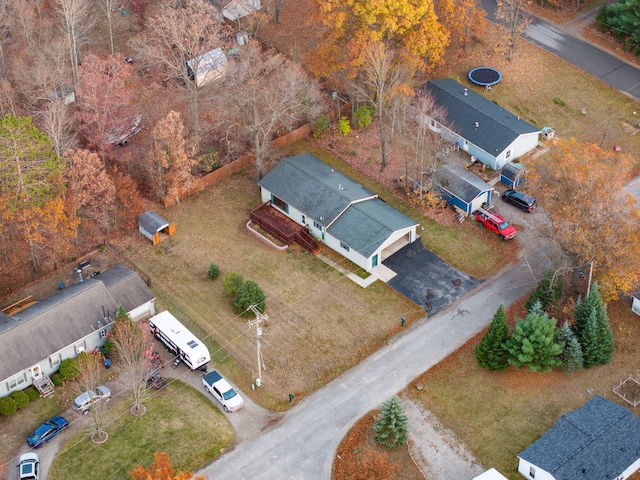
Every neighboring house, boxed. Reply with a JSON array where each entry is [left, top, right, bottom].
[[257, 154, 419, 272], [186, 47, 228, 88], [500, 162, 528, 188], [474, 469, 509, 480], [0, 265, 155, 398], [518, 396, 640, 480], [435, 163, 494, 215], [632, 291, 640, 316], [139, 210, 176, 245], [421, 78, 541, 170]]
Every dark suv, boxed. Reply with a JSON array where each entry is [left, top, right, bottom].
[[502, 189, 537, 212]]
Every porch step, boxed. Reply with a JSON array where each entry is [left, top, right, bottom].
[[33, 374, 55, 398]]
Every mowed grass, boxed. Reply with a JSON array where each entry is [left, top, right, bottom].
[[408, 300, 640, 480], [114, 164, 426, 411], [48, 381, 233, 480]]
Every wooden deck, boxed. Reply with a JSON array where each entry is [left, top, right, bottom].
[[250, 203, 321, 255]]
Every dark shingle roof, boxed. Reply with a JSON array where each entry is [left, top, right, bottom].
[[139, 211, 170, 235], [436, 163, 493, 204], [518, 396, 640, 480], [501, 162, 527, 181], [423, 79, 540, 156], [258, 154, 376, 226], [0, 265, 155, 381]]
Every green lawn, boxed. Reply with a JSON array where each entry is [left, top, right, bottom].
[[48, 381, 233, 480]]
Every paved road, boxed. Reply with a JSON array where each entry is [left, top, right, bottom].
[[201, 256, 539, 479], [477, 0, 640, 100]]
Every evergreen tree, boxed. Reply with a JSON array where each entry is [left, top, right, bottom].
[[573, 283, 605, 336], [476, 304, 510, 371], [556, 321, 583, 373], [595, 303, 614, 366], [525, 267, 563, 312], [233, 280, 266, 315], [373, 396, 409, 449], [504, 310, 563, 372], [581, 310, 600, 368]]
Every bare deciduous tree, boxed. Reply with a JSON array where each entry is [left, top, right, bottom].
[[495, 0, 530, 61], [74, 352, 110, 444], [100, 0, 117, 56], [215, 40, 323, 180], [53, 0, 95, 84], [129, 0, 227, 147], [38, 101, 77, 157], [109, 306, 155, 416]]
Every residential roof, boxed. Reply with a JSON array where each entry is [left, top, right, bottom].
[[436, 163, 494, 204], [139, 211, 170, 234], [473, 469, 509, 480], [0, 265, 155, 381], [328, 199, 418, 257], [258, 154, 376, 227], [518, 396, 640, 480], [423, 79, 540, 157], [501, 162, 527, 181]]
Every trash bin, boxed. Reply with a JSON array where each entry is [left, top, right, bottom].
[[104, 359, 112, 369]]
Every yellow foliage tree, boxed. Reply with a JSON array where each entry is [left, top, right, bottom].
[[527, 138, 640, 301], [312, 0, 450, 78]]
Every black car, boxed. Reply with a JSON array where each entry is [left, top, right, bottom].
[[502, 189, 537, 212]]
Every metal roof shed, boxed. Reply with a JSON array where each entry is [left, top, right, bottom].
[[139, 211, 175, 245], [500, 162, 527, 188]]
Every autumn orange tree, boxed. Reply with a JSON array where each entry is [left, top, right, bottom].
[[312, 0, 450, 79], [130, 452, 206, 480], [527, 138, 640, 302]]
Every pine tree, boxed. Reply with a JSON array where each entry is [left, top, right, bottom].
[[525, 267, 563, 312], [581, 310, 600, 368], [595, 303, 614, 365], [373, 396, 409, 449], [504, 310, 563, 372], [476, 304, 510, 371], [556, 321, 583, 373]]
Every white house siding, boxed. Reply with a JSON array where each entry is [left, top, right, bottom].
[[323, 232, 369, 271], [517, 459, 555, 480], [129, 300, 155, 322]]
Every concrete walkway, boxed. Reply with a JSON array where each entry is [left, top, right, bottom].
[[201, 253, 539, 479]]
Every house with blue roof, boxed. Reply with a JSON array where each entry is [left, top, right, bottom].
[[257, 154, 419, 272], [422, 79, 541, 171], [517, 396, 640, 480]]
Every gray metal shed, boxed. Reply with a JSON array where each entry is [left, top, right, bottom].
[[138, 211, 175, 245]]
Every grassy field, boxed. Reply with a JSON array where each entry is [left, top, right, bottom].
[[48, 381, 233, 480]]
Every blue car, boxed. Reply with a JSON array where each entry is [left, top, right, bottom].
[[27, 416, 69, 448]]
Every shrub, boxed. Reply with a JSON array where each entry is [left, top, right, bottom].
[[222, 272, 244, 296], [59, 357, 80, 381], [552, 97, 566, 106], [25, 387, 40, 400], [11, 390, 30, 409], [338, 116, 351, 136], [208, 262, 221, 280], [373, 396, 408, 448], [233, 280, 266, 315], [51, 373, 64, 387], [312, 115, 330, 138], [200, 147, 220, 173], [354, 106, 373, 128], [0, 396, 17, 416]]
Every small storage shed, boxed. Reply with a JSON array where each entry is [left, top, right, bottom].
[[138, 211, 175, 245], [435, 163, 494, 215], [500, 162, 527, 188], [186, 48, 228, 88]]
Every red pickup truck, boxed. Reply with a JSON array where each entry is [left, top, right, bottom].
[[474, 206, 516, 240]]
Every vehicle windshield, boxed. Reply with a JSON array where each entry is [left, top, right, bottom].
[[499, 221, 510, 230], [223, 388, 237, 400], [30, 422, 53, 441]]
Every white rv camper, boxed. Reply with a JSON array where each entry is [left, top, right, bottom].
[[148, 311, 210, 370]]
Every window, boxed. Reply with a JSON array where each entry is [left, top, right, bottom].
[[49, 354, 61, 368], [529, 466, 536, 478], [340, 242, 350, 252], [75, 342, 85, 355], [99, 329, 107, 339], [430, 119, 435, 127], [8, 374, 26, 390], [301, 214, 306, 225], [506, 149, 512, 158], [313, 221, 323, 231], [271, 195, 288, 213]]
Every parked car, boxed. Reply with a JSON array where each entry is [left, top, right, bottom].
[[502, 189, 537, 212], [474, 206, 517, 240], [27, 416, 68, 448], [202, 370, 244, 412], [18, 452, 39, 480], [72, 386, 112, 415]]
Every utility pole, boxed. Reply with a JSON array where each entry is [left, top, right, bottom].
[[586, 261, 594, 296], [248, 305, 268, 387]]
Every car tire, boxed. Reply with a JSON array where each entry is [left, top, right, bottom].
[[224, 405, 229, 412], [499, 234, 505, 241], [205, 385, 210, 393], [83, 410, 90, 415], [477, 220, 483, 227]]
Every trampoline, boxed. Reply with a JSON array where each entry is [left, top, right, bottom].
[[468, 67, 502, 87]]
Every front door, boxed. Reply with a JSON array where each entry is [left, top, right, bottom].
[[30, 365, 42, 380], [372, 254, 378, 268]]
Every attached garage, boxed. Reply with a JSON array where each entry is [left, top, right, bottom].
[[139, 211, 175, 245], [435, 163, 494, 215]]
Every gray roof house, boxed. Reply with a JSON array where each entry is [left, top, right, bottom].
[[435, 163, 494, 215], [422, 79, 541, 170], [518, 396, 640, 480], [0, 265, 155, 398], [258, 154, 419, 272]]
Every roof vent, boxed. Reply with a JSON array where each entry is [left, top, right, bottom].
[[338, 184, 343, 191], [474, 122, 479, 129], [464, 88, 468, 96], [331, 168, 334, 173]]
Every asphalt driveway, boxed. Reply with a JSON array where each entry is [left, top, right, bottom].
[[383, 241, 481, 314]]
